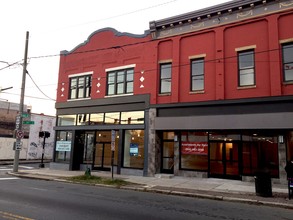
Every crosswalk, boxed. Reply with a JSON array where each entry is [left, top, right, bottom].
[[0, 165, 34, 180], [0, 165, 34, 171]]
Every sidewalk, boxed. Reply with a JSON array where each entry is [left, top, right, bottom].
[[8, 168, 293, 210]]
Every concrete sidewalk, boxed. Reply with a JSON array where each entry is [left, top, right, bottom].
[[8, 168, 293, 210]]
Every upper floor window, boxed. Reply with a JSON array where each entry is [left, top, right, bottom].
[[107, 68, 134, 96], [191, 58, 204, 91], [160, 63, 172, 94], [282, 43, 293, 82], [238, 50, 255, 87], [69, 74, 91, 99]]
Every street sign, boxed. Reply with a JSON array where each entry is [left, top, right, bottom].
[[14, 141, 23, 150], [23, 121, 34, 125], [22, 113, 29, 118], [15, 115, 21, 130], [16, 130, 24, 139]]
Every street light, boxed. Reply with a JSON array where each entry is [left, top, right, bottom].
[[0, 86, 13, 92], [0, 86, 13, 101]]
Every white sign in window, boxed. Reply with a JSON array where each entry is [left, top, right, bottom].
[[56, 141, 71, 152]]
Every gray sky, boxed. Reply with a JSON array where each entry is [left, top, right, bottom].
[[0, 0, 230, 116]]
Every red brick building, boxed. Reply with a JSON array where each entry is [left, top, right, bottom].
[[54, 0, 293, 183]]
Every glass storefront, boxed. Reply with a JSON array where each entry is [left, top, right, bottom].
[[174, 131, 280, 179], [55, 131, 72, 163], [180, 132, 208, 171], [242, 133, 278, 177], [123, 130, 144, 169], [57, 111, 144, 126]]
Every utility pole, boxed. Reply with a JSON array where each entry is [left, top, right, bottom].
[[13, 31, 29, 172]]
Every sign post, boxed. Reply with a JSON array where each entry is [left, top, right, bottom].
[[13, 31, 29, 173], [111, 130, 115, 180]]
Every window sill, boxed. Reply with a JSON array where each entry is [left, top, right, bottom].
[[158, 93, 171, 96], [189, 90, 205, 94], [237, 85, 256, 90], [283, 81, 293, 85], [67, 97, 91, 101], [105, 93, 133, 98]]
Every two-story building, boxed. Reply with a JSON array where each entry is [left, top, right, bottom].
[[53, 0, 293, 183]]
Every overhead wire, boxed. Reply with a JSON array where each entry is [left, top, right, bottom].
[[26, 70, 56, 101]]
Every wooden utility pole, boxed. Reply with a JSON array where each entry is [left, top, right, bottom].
[[13, 31, 29, 172]]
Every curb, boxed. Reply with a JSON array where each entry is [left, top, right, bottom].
[[7, 172, 293, 210]]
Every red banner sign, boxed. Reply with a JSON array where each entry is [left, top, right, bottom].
[[181, 142, 208, 155]]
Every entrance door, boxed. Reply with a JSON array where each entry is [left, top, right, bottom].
[[209, 142, 240, 179], [162, 141, 174, 174], [94, 143, 112, 171]]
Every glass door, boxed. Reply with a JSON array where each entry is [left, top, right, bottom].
[[94, 143, 112, 171], [209, 142, 240, 179], [162, 141, 174, 174]]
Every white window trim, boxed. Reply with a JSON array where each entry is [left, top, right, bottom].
[[67, 97, 91, 101], [189, 54, 206, 60], [68, 71, 93, 78], [104, 93, 133, 98], [158, 59, 172, 64], [106, 64, 136, 72], [280, 38, 293, 44], [235, 45, 256, 52]]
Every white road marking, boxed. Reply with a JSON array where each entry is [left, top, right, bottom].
[[19, 165, 34, 169], [0, 177, 20, 180]]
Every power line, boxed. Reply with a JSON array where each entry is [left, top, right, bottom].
[[26, 70, 56, 101], [1, 91, 55, 101], [52, 0, 178, 31]]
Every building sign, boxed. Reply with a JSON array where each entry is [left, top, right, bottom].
[[56, 141, 71, 152], [181, 142, 208, 155]]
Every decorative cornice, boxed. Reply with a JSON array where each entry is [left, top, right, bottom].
[[149, 0, 293, 39], [60, 27, 150, 55]]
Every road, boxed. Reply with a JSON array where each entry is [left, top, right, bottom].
[[0, 169, 292, 220]]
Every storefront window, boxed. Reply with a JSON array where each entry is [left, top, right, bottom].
[[57, 115, 76, 126], [121, 111, 144, 124], [242, 133, 278, 177], [180, 132, 208, 171], [90, 113, 104, 125], [77, 114, 90, 125], [123, 130, 144, 169], [55, 131, 72, 163], [104, 112, 120, 124], [209, 132, 241, 141], [83, 132, 94, 164]]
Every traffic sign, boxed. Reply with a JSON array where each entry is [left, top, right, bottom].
[[22, 113, 29, 118], [15, 115, 21, 130], [16, 130, 24, 139], [14, 141, 23, 150], [23, 121, 34, 125]]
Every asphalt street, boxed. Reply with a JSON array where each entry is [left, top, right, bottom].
[[0, 176, 292, 220]]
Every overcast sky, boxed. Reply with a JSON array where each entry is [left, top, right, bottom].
[[0, 0, 230, 116]]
